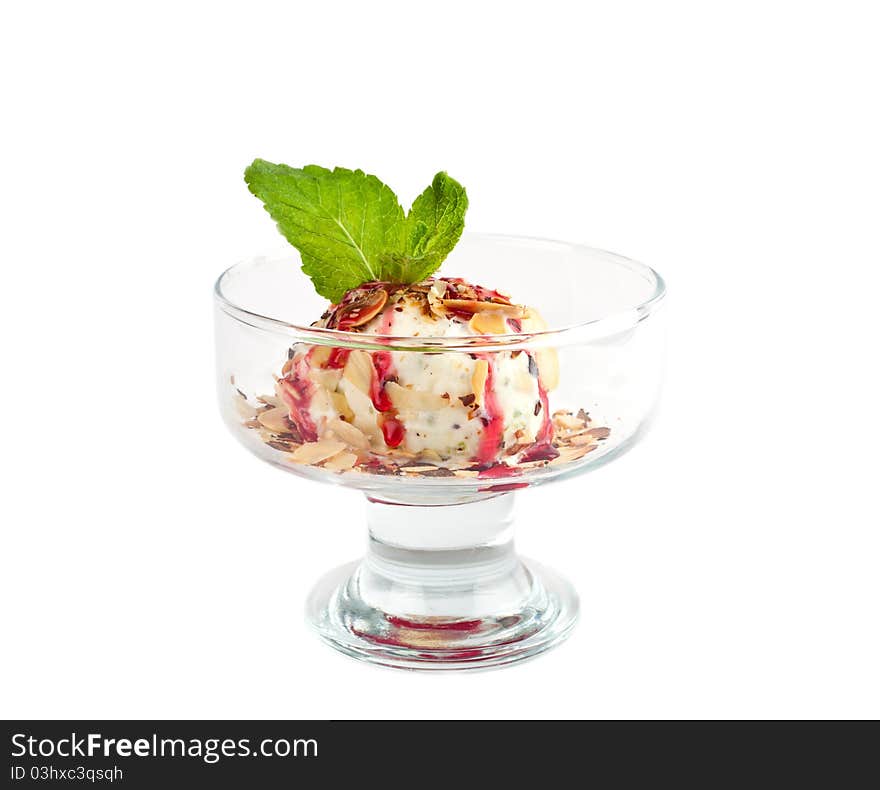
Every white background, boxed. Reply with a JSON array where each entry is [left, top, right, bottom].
[[2, 1, 878, 719]]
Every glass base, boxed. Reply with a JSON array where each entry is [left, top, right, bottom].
[[305, 495, 579, 671]]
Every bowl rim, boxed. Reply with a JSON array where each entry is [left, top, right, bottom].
[[213, 232, 666, 350]]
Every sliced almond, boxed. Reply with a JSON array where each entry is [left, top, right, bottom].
[[309, 345, 332, 367], [554, 444, 595, 464], [429, 280, 448, 298], [585, 426, 611, 440], [469, 312, 509, 335], [322, 451, 358, 471], [427, 298, 447, 320], [442, 299, 524, 317], [336, 289, 388, 329], [326, 417, 370, 450], [308, 389, 334, 420], [471, 359, 489, 406], [520, 307, 549, 333], [308, 368, 342, 390], [386, 381, 448, 411], [385, 447, 417, 459], [534, 348, 560, 391], [343, 349, 373, 395], [257, 427, 277, 444], [259, 392, 282, 408], [273, 380, 289, 405], [291, 439, 346, 465], [426, 283, 448, 318], [554, 412, 584, 431], [257, 406, 292, 434], [338, 381, 383, 441], [234, 396, 258, 420], [330, 391, 355, 423]]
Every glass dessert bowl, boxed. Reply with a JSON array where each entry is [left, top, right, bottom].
[[214, 234, 666, 670]]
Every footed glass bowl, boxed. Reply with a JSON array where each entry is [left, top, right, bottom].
[[214, 234, 666, 670]]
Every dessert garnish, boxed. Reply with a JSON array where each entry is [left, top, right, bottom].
[[239, 161, 610, 479], [245, 161, 468, 302]]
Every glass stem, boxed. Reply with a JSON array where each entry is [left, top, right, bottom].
[[307, 491, 579, 668], [358, 494, 533, 620]]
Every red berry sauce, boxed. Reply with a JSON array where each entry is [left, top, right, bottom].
[[278, 354, 318, 441], [473, 355, 505, 465]]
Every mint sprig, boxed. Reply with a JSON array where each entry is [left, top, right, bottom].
[[244, 160, 468, 302]]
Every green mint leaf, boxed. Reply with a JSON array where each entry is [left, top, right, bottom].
[[244, 160, 405, 302], [380, 172, 469, 283], [244, 162, 468, 301], [403, 171, 469, 279]]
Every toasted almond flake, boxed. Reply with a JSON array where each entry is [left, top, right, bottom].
[[400, 465, 439, 473], [343, 349, 373, 394], [585, 426, 611, 440], [309, 345, 332, 367], [338, 381, 383, 441], [384, 447, 417, 459], [520, 307, 549, 333], [257, 407, 291, 434], [336, 289, 388, 328], [234, 396, 258, 420], [291, 439, 346, 465], [453, 469, 480, 478], [471, 359, 489, 406], [281, 357, 294, 376], [386, 381, 448, 411], [259, 393, 282, 408], [442, 299, 524, 317], [309, 368, 342, 390], [427, 302, 446, 320], [310, 386, 334, 416], [429, 280, 448, 298], [323, 451, 358, 471], [553, 413, 584, 430], [257, 427, 277, 443], [330, 391, 355, 422], [267, 439, 300, 452], [326, 417, 370, 450], [570, 433, 599, 446], [426, 288, 447, 318], [534, 348, 560, 391], [469, 312, 509, 335], [557, 443, 598, 463]]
